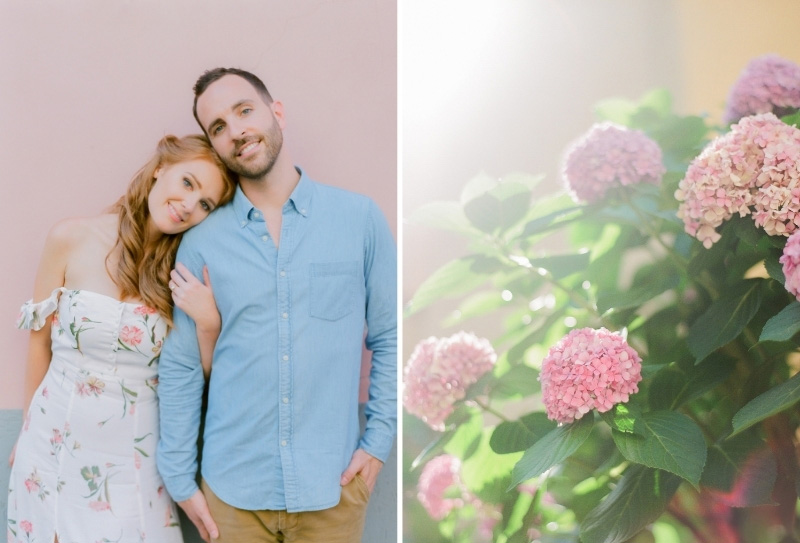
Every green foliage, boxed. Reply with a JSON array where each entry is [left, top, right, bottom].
[[611, 411, 707, 487], [404, 89, 800, 542], [509, 414, 594, 488], [579, 465, 683, 543]]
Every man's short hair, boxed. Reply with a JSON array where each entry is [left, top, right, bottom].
[[192, 67, 273, 132]]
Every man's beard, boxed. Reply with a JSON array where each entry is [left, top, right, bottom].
[[227, 123, 284, 180]]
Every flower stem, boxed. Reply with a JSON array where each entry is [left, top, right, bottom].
[[473, 398, 512, 423]]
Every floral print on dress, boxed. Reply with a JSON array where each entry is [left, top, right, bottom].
[[76, 374, 106, 398], [23, 469, 49, 502], [82, 464, 117, 513], [8, 289, 181, 543]]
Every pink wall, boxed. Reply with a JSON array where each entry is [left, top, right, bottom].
[[0, 1, 397, 409]]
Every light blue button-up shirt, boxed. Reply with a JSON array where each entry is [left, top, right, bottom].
[[156, 170, 397, 512]]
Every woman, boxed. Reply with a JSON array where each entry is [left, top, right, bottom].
[[7, 134, 236, 543]]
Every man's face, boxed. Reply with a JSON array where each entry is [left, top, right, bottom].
[[196, 75, 285, 180]]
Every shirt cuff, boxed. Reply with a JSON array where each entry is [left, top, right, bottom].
[[358, 427, 396, 463], [162, 475, 200, 503]]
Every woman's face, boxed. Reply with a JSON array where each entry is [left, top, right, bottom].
[[147, 158, 225, 235]]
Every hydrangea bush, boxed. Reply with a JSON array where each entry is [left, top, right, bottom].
[[405, 54, 800, 543]]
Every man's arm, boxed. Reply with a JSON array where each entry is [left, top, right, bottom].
[[345, 199, 397, 489], [156, 245, 217, 538]]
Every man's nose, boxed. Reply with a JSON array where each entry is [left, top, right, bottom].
[[228, 117, 247, 138]]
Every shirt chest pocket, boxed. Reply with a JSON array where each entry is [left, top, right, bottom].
[[309, 261, 360, 321]]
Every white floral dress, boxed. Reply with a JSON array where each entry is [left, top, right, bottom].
[[7, 288, 183, 543]]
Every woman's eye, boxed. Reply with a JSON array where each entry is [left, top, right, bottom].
[[183, 178, 192, 188], [201, 201, 211, 212], [241, 108, 252, 116]]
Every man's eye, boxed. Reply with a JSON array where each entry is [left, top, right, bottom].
[[241, 108, 252, 115], [211, 124, 224, 135]]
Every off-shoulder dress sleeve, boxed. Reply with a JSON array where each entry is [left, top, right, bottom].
[[16, 287, 65, 331]]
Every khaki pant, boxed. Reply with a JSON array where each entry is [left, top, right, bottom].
[[201, 478, 370, 543]]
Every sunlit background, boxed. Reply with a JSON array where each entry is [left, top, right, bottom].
[[402, 0, 800, 540]]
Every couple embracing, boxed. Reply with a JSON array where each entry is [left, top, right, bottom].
[[8, 67, 397, 543]]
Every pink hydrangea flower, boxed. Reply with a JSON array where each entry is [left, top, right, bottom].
[[417, 454, 467, 520], [747, 115, 800, 236], [20, 520, 33, 534], [676, 113, 800, 247], [723, 54, 800, 124], [562, 122, 665, 203], [417, 454, 500, 539], [404, 331, 497, 431], [780, 230, 800, 300], [539, 327, 642, 424]]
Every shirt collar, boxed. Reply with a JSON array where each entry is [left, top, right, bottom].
[[287, 167, 312, 218], [232, 167, 313, 227]]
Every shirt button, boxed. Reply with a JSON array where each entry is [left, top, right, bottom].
[[254, 212, 260, 218], [282, 355, 289, 361], [241, 220, 247, 226], [283, 397, 289, 404], [262, 235, 269, 242], [280, 271, 286, 277], [301, 208, 307, 214], [282, 312, 288, 319], [281, 440, 287, 447]]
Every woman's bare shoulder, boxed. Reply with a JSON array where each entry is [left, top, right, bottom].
[[46, 213, 118, 250]]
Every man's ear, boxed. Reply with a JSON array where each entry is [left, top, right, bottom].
[[271, 100, 287, 130]]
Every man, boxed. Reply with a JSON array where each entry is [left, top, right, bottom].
[[156, 68, 397, 542]]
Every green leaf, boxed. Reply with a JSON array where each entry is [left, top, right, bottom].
[[461, 428, 522, 498], [490, 412, 557, 454], [579, 465, 682, 543], [600, 403, 644, 436], [765, 253, 786, 284], [509, 414, 594, 487], [686, 280, 763, 364], [759, 301, 800, 343], [650, 115, 709, 165], [611, 411, 707, 487], [522, 205, 585, 237], [648, 354, 736, 410], [647, 368, 687, 411], [464, 185, 531, 233], [405, 256, 498, 316], [597, 266, 679, 313], [406, 201, 473, 233], [781, 110, 800, 128], [443, 407, 484, 460], [701, 431, 776, 507], [460, 171, 497, 204], [593, 89, 672, 128], [529, 252, 591, 280], [444, 290, 509, 326], [594, 97, 639, 125], [459, 172, 536, 234], [731, 371, 800, 437], [410, 427, 457, 470], [491, 364, 540, 400]]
